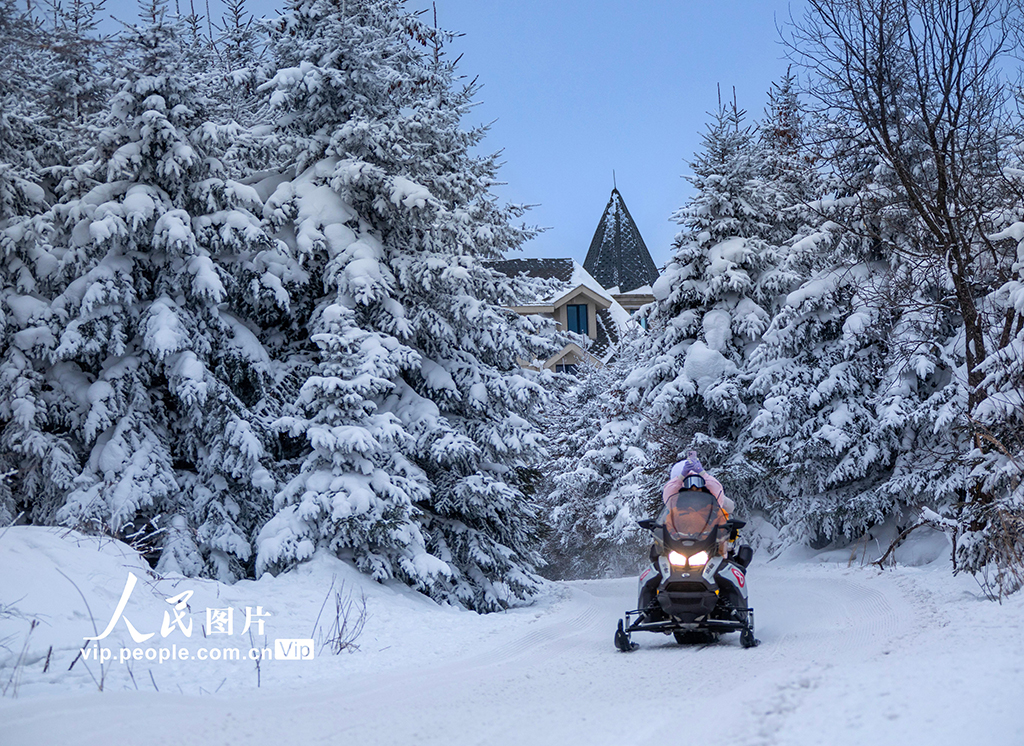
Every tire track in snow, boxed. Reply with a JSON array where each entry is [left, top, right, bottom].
[[454, 584, 606, 669], [315, 582, 626, 746], [757, 568, 908, 657], [0, 565, 940, 746], [730, 566, 921, 746], [305, 582, 609, 707]]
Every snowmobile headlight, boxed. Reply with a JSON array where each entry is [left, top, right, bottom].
[[667, 551, 688, 567], [688, 551, 710, 567]]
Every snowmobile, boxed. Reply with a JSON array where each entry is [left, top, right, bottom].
[[614, 488, 759, 651]]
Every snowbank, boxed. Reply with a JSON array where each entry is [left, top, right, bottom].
[[0, 527, 554, 700]]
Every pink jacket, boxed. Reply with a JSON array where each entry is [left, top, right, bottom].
[[662, 471, 735, 514]]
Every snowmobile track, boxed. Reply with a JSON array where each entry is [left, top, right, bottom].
[[458, 586, 604, 668]]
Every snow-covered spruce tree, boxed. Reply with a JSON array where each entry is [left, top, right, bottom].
[[784, 0, 1024, 585], [539, 330, 666, 579], [211, 0, 265, 126], [952, 145, 1024, 597], [0, 0, 54, 219], [0, 199, 66, 528], [0, 223, 72, 529], [39, 0, 111, 148], [41, 0, 279, 579], [625, 97, 793, 490], [743, 119, 968, 546], [253, 0, 558, 610], [179, 0, 219, 88], [759, 68, 820, 245], [742, 225, 897, 540], [0, 0, 68, 526]]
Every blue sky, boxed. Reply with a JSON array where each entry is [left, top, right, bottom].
[[112, 0, 806, 267], [426, 1, 806, 268]]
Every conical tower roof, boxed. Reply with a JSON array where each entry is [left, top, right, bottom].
[[583, 188, 659, 293]]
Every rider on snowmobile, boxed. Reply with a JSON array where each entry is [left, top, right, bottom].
[[616, 451, 758, 651], [662, 451, 735, 514], [661, 451, 735, 557]]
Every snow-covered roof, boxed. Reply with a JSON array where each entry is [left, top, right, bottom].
[[565, 261, 615, 303], [486, 257, 639, 364], [486, 258, 615, 306], [608, 283, 653, 296]]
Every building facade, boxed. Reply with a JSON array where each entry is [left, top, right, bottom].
[[490, 188, 660, 372]]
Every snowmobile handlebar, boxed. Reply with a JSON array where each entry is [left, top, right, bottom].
[[637, 517, 746, 541], [724, 518, 745, 541]]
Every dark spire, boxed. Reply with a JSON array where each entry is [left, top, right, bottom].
[[583, 188, 659, 293]]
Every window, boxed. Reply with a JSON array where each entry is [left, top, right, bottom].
[[555, 364, 578, 375], [566, 304, 588, 335]]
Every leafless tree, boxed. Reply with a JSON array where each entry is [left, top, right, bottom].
[[787, 0, 1023, 419]]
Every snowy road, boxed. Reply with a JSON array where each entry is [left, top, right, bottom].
[[4, 550, 1022, 746]]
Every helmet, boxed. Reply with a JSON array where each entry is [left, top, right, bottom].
[[682, 474, 706, 491]]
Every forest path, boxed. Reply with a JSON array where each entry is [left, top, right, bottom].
[[3, 558, 1021, 746]]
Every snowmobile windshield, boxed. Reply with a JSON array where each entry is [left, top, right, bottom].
[[664, 491, 724, 541]]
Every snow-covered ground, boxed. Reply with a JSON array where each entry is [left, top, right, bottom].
[[1, 526, 1022, 745]]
